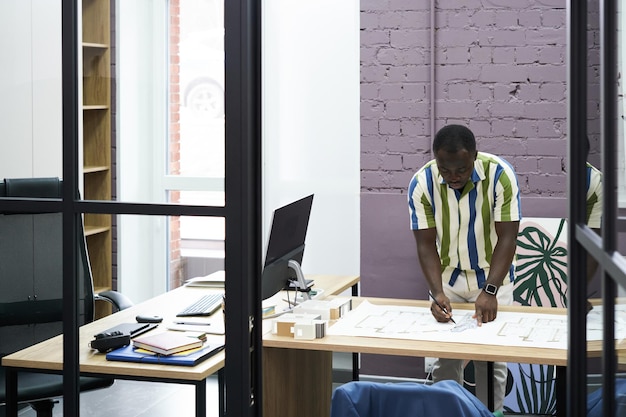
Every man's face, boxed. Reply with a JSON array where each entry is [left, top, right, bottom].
[[434, 148, 477, 190]]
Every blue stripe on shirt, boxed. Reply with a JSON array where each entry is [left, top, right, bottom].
[[425, 167, 435, 219], [448, 268, 462, 286], [424, 167, 435, 210], [467, 186, 479, 270], [408, 176, 419, 228]]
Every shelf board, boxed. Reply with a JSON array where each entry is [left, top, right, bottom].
[[85, 225, 110, 236], [94, 286, 112, 294], [84, 165, 110, 174], [83, 42, 108, 49], [83, 105, 109, 111]]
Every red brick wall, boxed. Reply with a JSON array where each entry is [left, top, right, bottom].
[[169, 0, 183, 289]]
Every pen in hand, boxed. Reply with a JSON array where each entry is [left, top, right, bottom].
[[428, 291, 456, 324]]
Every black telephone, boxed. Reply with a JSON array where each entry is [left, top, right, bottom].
[[89, 331, 131, 353]]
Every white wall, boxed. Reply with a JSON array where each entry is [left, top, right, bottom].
[[262, 0, 361, 277], [0, 0, 62, 178]]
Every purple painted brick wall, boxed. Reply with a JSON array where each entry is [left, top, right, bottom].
[[359, 1, 603, 378]]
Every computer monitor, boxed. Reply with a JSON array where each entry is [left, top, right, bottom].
[[261, 194, 314, 300]]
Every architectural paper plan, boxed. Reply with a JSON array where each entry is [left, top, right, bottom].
[[327, 301, 626, 350]]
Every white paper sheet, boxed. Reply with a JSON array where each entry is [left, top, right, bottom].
[[327, 301, 626, 350]]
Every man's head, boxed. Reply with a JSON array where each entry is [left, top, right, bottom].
[[433, 124, 477, 190]]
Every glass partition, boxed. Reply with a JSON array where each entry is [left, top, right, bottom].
[[0, 0, 229, 307], [111, 0, 227, 299], [115, 0, 225, 206]]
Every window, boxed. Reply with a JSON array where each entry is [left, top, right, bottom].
[[116, 0, 226, 301]]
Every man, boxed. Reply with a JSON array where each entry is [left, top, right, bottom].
[[407, 124, 521, 411]]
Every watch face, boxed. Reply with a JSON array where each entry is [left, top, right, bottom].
[[484, 284, 498, 295]]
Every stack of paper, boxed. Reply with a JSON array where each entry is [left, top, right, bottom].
[[184, 270, 225, 288]]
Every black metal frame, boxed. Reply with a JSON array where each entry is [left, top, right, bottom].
[[568, 1, 626, 417], [0, 0, 261, 416], [224, 0, 262, 416], [567, 1, 588, 416]]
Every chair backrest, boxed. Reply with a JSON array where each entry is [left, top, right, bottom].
[[0, 177, 95, 356], [330, 380, 494, 417]]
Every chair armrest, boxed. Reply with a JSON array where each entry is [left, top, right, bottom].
[[95, 291, 134, 312]]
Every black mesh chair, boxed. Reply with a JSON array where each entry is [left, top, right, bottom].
[[0, 177, 132, 417]]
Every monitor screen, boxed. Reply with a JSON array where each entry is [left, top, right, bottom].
[[261, 194, 314, 300]]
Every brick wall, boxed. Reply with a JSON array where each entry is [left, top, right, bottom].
[[169, 0, 183, 289], [358, 0, 595, 378], [360, 1, 575, 198]]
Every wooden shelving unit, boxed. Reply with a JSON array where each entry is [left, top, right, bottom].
[[82, 0, 112, 317]]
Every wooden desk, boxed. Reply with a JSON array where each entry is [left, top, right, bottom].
[[2, 274, 359, 417], [262, 297, 572, 417]]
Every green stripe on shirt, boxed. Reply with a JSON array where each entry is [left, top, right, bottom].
[[440, 182, 452, 267]]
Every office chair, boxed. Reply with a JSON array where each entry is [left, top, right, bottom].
[[0, 177, 132, 417], [330, 380, 495, 417]]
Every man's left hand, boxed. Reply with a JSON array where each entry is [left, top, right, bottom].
[[473, 291, 498, 326]]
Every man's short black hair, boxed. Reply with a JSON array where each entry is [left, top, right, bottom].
[[433, 124, 477, 154]]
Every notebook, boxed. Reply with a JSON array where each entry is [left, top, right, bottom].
[[132, 331, 204, 355]]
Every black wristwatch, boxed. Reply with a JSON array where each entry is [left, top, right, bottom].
[[483, 283, 498, 296]]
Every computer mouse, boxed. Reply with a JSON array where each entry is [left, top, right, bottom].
[[136, 315, 163, 323]]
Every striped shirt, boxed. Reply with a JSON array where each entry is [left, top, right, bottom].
[[586, 162, 602, 229], [408, 152, 522, 291]]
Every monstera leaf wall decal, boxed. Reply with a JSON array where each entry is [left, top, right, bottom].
[[514, 218, 568, 308], [503, 218, 568, 415]]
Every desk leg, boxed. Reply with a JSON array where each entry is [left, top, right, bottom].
[[195, 379, 207, 417], [263, 347, 332, 417], [351, 282, 360, 381], [218, 368, 225, 416], [5, 368, 17, 417], [487, 361, 494, 411], [556, 365, 566, 417]]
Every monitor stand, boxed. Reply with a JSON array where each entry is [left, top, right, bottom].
[[287, 259, 311, 301]]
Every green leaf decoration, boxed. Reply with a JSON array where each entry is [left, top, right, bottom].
[[504, 364, 557, 415], [506, 219, 566, 415], [514, 219, 568, 308]]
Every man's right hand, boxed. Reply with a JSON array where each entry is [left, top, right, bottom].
[[430, 293, 453, 323]]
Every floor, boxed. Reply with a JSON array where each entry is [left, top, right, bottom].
[[5, 354, 354, 417], [12, 377, 221, 417]]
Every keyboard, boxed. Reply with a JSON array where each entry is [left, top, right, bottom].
[[176, 293, 224, 317]]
